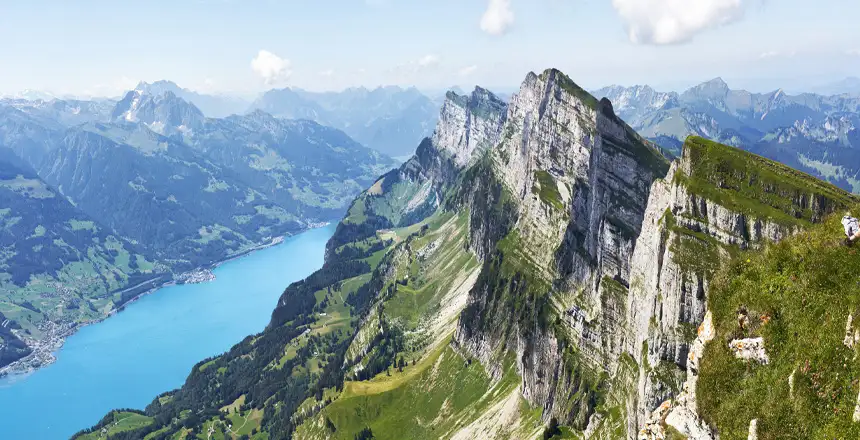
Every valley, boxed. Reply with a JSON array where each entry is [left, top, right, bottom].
[[0, 84, 397, 374]]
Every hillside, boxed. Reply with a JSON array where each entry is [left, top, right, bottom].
[[0, 92, 395, 268], [78, 70, 860, 440], [0, 148, 162, 370]]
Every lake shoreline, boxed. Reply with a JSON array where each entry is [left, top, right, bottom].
[[0, 223, 330, 379]]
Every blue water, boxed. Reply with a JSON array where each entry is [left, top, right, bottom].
[[0, 225, 334, 440]]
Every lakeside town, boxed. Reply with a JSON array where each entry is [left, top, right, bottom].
[[174, 269, 216, 285]]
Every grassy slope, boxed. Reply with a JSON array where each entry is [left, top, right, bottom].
[[77, 412, 155, 440], [296, 343, 526, 440], [292, 211, 545, 439], [698, 209, 860, 439], [679, 136, 855, 227]]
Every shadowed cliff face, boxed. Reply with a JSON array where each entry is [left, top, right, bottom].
[[453, 68, 670, 433]]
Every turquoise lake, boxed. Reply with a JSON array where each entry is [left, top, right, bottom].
[[0, 225, 334, 440]]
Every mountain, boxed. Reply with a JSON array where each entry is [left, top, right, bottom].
[[134, 81, 250, 118], [0, 147, 163, 369], [35, 126, 302, 269], [10, 92, 396, 269], [594, 79, 860, 193], [111, 90, 205, 136], [0, 105, 63, 165], [809, 76, 860, 96], [0, 90, 396, 372], [190, 110, 393, 214], [249, 86, 440, 157], [3, 89, 58, 101], [1, 97, 116, 127], [77, 69, 860, 440]]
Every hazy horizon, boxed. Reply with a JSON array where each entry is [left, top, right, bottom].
[[2, 0, 859, 98]]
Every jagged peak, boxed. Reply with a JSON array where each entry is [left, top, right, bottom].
[[442, 86, 506, 118], [702, 77, 729, 89], [532, 68, 600, 110], [429, 86, 508, 167], [684, 77, 731, 98]]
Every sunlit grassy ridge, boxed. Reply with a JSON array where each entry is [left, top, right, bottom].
[[77, 411, 155, 440], [295, 342, 538, 440], [679, 136, 855, 227]]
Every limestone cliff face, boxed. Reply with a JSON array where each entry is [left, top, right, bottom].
[[433, 87, 508, 168], [402, 86, 507, 188], [324, 87, 507, 256], [455, 68, 670, 431], [352, 87, 506, 231]]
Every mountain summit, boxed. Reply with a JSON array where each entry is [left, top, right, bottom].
[[111, 90, 205, 135]]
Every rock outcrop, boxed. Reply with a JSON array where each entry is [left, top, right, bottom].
[[455, 68, 670, 432]]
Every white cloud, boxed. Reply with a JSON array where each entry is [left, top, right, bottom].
[[611, 0, 747, 45], [251, 50, 292, 85], [417, 54, 440, 68], [459, 65, 478, 76], [480, 0, 514, 36]]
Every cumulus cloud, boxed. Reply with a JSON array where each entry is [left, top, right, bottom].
[[459, 65, 478, 76], [480, 0, 514, 36], [611, 0, 747, 45], [251, 50, 292, 85]]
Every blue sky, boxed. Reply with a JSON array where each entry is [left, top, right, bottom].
[[1, 0, 859, 97]]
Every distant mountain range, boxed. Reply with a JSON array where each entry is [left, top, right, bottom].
[[594, 78, 860, 192], [0, 86, 396, 371], [249, 85, 440, 157], [3, 81, 503, 158]]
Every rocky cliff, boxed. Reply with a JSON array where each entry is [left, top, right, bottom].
[[454, 68, 670, 434]]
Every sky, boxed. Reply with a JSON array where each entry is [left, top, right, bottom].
[[1, 0, 860, 97]]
